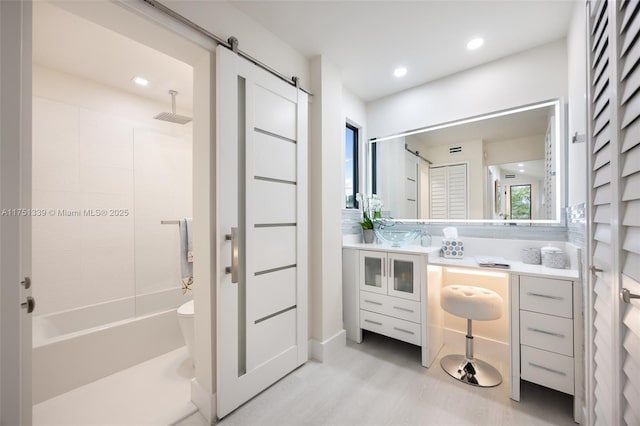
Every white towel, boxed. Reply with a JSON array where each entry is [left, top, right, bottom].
[[179, 218, 193, 293]]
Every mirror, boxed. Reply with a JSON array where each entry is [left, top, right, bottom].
[[369, 100, 563, 224]]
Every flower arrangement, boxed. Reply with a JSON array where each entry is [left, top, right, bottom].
[[356, 193, 383, 230]]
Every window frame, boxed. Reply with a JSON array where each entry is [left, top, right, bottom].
[[345, 122, 359, 209]]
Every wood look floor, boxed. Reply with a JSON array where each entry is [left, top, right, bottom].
[[177, 332, 576, 426]]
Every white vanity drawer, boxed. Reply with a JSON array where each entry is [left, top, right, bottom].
[[520, 276, 573, 318], [521, 345, 574, 395], [359, 291, 421, 323], [520, 310, 573, 356], [360, 309, 421, 346]]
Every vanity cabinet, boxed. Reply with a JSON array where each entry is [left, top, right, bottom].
[[511, 275, 583, 422], [359, 250, 421, 301], [342, 247, 442, 368]]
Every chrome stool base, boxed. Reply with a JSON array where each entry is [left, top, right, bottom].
[[440, 354, 502, 387]]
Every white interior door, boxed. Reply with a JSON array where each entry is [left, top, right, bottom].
[[216, 46, 308, 418], [586, 0, 640, 424], [0, 0, 33, 424]]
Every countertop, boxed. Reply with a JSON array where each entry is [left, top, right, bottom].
[[343, 242, 581, 280]]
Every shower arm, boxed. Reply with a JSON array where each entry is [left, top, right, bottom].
[[169, 90, 178, 114]]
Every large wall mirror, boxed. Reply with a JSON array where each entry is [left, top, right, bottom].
[[369, 99, 564, 225]]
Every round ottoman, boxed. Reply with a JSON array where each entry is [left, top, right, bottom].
[[440, 285, 503, 387]]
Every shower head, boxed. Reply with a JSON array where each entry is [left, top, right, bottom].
[[154, 90, 192, 125]]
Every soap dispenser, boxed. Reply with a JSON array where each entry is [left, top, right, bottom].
[[420, 231, 432, 247]]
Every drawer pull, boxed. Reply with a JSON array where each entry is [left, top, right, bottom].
[[527, 327, 566, 338], [528, 362, 567, 376], [364, 319, 382, 326], [393, 327, 415, 335], [526, 292, 564, 301], [364, 300, 383, 306], [393, 306, 414, 313]]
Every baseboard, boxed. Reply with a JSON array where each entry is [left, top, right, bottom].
[[308, 329, 346, 362], [442, 328, 509, 365], [190, 378, 216, 424]]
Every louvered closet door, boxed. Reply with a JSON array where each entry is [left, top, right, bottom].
[[587, 0, 640, 424], [429, 163, 467, 219], [618, 1, 640, 424], [217, 46, 308, 418]]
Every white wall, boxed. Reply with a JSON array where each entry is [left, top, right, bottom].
[[484, 135, 545, 165], [367, 39, 568, 139], [309, 55, 344, 350], [566, 2, 588, 206], [32, 65, 192, 316]]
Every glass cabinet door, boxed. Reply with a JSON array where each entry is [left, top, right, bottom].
[[388, 254, 421, 301], [359, 251, 387, 294]]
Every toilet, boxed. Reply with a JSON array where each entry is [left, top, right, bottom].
[[177, 300, 195, 362]]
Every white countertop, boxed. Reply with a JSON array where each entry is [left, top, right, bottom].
[[343, 242, 581, 280], [342, 242, 440, 256], [426, 255, 580, 280]]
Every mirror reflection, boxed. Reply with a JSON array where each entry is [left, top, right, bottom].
[[371, 100, 561, 223]]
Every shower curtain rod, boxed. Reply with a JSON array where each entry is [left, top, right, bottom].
[[161, 220, 180, 225], [140, 0, 313, 96]]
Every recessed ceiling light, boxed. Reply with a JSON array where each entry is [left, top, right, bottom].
[[467, 37, 484, 50], [519, 169, 525, 173], [132, 76, 149, 87], [394, 67, 407, 78], [517, 163, 524, 167]]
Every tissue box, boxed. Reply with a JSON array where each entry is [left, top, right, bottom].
[[442, 239, 464, 258]]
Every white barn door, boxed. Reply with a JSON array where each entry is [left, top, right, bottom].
[[586, 0, 640, 424], [216, 46, 308, 418]]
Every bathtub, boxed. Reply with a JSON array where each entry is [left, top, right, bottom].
[[33, 289, 189, 404]]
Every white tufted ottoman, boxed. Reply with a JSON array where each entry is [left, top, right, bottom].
[[440, 285, 503, 387]]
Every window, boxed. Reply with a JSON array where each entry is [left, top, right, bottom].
[[510, 184, 531, 219], [345, 123, 359, 208]]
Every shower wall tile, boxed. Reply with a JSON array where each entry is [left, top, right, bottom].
[[79, 247, 135, 304], [31, 247, 86, 316], [32, 73, 192, 316], [32, 190, 83, 251], [79, 165, 134, 195], [133, 128, 193, 297], [32, 97, 80, 193], [78, 109, 133, 170]]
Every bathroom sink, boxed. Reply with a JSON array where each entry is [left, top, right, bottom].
[[374, 228, 420, 247]]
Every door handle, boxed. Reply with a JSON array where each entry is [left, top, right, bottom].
[[225, 227, 239, 283], [620, 288, 640, 304], [21, 296, 35, 314], [590, 265, 603, 274], [21, 276, 31, 289]]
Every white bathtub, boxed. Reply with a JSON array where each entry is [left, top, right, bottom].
[[33, 289, 189, 404]]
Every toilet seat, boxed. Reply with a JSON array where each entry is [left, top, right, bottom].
[[178, 299, 194, 317]]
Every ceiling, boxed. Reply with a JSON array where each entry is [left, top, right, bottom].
[[32, 1, 576, 108], [33, 1, 194, 112], [230, 0, 576, 101], [408, 104, 553, 146]]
